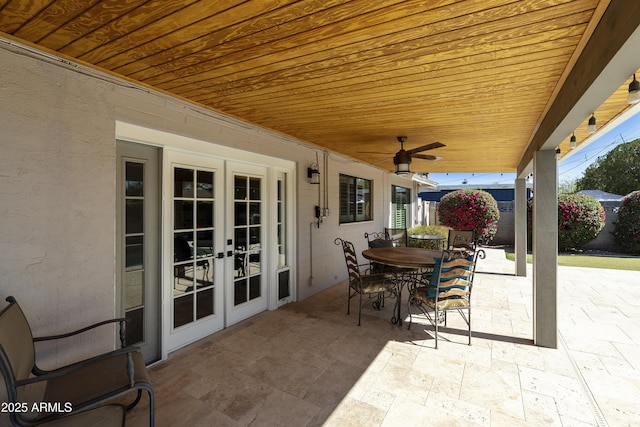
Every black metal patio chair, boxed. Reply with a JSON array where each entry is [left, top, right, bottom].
[[407, 247, 485, 348], [335, 238, 397, 326], [385, 227, 408, 247], [0, 296, 154, 426]]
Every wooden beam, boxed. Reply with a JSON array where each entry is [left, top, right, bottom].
[[518, 0, 640, 173]]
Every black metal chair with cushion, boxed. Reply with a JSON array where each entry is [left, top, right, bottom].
[[407, 247, 485, 348], [364, 231, 390, 247], [335, 238, 397, 326], [364, 232, 394, 273], [0, 297, 154, 426], [385, 227, 408, 247]]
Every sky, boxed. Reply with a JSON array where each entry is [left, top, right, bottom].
[[429, 108, 640, 186]]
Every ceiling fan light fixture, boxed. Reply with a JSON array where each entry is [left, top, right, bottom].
[[628, 74, 640, 104], [394, 150, 411, 175], [587, 114, 597, 135], [393, 136, 411, 175]]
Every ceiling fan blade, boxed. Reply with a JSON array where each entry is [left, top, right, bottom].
[[411, 154, 438, 160], [405, 142, 445, 155]]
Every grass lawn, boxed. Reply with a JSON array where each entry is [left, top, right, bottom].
[[504, 252, 640, 271]]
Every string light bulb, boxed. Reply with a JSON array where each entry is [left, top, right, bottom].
[[628, 74, 640, 105], [587, 114, 597, 135]]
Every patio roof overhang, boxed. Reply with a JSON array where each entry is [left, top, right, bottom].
[[1, 0, 638, 174]]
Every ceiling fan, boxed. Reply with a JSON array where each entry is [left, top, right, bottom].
[[357, 136, 445, 174], [391, 136, 445, 175]]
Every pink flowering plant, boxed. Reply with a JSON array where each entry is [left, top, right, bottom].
[[557, 194, 605, 250], [527, 194, 605, 251], [437, 189, 500, 243], [612, 190, 640, 254]]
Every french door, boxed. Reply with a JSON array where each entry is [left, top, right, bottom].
[[226, 162, 268, 325], [165, 155, 268, 351], [165, 152, 225, 352]]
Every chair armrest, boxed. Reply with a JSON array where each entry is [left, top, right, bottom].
[[33, 317, 129, 348], [18, 346, 141, 387]]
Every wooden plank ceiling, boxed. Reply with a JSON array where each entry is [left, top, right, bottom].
[[1, 0, 634, 174]]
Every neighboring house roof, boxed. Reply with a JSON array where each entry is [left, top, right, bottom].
[[577, 190, 624, 201], [419, 182, 534, 202]]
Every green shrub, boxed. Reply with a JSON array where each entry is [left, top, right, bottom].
[[527, 194, 605, 251], [612, 190, 640, 254], [437, 189, 500, 243]]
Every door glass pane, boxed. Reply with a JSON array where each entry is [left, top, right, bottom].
[[126, 162, 144, 197], [172, 166, 217, 330], [126, 307, 144, 345], [196, 230, 213, 254], [174, 201, 194, 229], [234, 175, 246, 199], [197, 201, 214, 228], [126, 200, 143, 234], [125, 235, 143, 269], [249, 276, 261, 300], [234, 228, 247, 252], [249, 202, 260, 224], [277, 176, 287, 268], [195, 232, 213, 289], [197, 171, 214, 198], [174, 168, 194, 198], [196, 288, 214, 319], [249, 177, 260, 200], [234, 281, 247, 305], [174, 232, 194, 262], [124, 270, 143, 309], [233, 174, 262, 306], [124, 161, 145, 347], [174, 294, 193, 328], [234, 202, 246, 226]]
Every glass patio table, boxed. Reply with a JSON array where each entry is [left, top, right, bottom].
[[410, 234, 446, 250], [361, 247, 440, 325]]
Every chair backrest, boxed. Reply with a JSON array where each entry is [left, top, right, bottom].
[[385, 228, 408, 247], [0, 297, 36, 398], [431, 247, 485, 297], [447, 229, 475, 250], [334, 238, 361, 283], [364, 231, 393, 248]]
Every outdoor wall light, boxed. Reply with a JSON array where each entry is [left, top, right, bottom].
[[628, 74, 640, 105], [587, 114, 597, 135], [307, 164, 320, 184], [569, 132, 576, 149]]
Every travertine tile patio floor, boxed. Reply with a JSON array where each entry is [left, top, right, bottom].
[[127, 248, 640, 426]]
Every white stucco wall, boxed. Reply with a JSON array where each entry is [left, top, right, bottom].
[[0, 42, 418, 373], [1, 48, 117, 368]]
